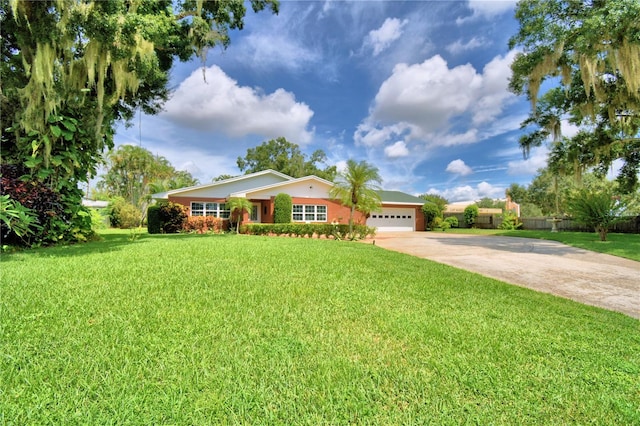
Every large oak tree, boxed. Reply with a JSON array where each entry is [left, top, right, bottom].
[[0, 0, 278, 245], [237, 137, 337, 181], [509, 0, 640, 192]]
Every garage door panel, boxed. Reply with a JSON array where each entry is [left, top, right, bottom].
[[367, 208, 415, 232]]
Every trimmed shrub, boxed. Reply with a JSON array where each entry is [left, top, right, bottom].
[[444, 216, 459, 228], [182, 216, 224, 234], [158, 202, 188, 233], [240, 223, 375, 240], [107, 197, 142, 229], [147, 205, 162, 234], [274, 193, 292, 223], [464, 204, 479, 228]]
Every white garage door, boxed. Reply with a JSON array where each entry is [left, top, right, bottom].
[[367, 208, 415, 232]]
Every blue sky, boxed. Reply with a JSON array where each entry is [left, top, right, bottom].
[[113, 0, 560, 202]]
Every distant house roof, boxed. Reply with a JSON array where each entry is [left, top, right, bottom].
[[82, 199, 109, 208], [377, 190, 425, 205]]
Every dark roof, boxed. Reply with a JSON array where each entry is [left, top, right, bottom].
[[377, 190, 425, 205]]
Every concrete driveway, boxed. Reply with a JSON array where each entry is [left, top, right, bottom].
[[371, 232, 640, 319]]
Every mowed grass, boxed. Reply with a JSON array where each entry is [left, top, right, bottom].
[[447, 228, 640, 261], [1, 231, 639, 424]]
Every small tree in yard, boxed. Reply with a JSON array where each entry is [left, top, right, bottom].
[[228, 197, 253, 233], [329, 159, 382, 239], [464, 204, 479, 228], [567, 189, 626, 242]]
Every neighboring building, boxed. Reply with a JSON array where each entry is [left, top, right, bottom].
[[82, 199, 109, 209], [504, 195, 521, 217], [444, 201, 502, 229], [443, 197, 521, 228], [152, 169, 426, 232]]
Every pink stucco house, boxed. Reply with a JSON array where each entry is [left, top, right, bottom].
[[152, 169, 426, 232]]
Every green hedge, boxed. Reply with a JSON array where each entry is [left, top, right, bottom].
[[147, 202, 188, 234], [274, 193, 292, 223], [240, 223, 376, 240], [147, 205, 162, 234]]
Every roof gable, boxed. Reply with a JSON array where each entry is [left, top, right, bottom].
[[378, 190, 425, 205], [153, 169, 293, 199], [234, 175, 334, 199]]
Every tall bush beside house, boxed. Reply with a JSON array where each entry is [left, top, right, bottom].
[[567, 189, 626, 241], [464, 204, 479, 228], [159, 202, 188, 234], [147, 205, 162, 234], [422, 203, 440, 230], [274, 193, 292, 223]]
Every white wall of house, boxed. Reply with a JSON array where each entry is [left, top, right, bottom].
[[244, 180, 333, 200]]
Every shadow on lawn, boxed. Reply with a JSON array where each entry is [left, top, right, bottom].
[[424, 234, 585, 256], [0, 232, 232, 261], [424, 232, 640, 261]]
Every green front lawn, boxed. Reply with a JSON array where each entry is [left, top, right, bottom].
[[446, 228, 640, 262], [2, 231, 639, 424]]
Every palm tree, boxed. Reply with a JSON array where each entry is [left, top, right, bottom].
[[227, 197, 253, 233], [329, 159, 382, 239]]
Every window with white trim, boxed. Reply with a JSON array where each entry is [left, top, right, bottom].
[[190, 202, 230, 218], [292, 204, 327, 222]]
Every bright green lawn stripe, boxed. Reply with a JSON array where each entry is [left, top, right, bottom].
[[446, 228, 640, 261], [1, 232, 639, 424]]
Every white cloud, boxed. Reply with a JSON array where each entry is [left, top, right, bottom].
[[364, 17, 409, 56], [507, 146, 549, 175], [446, 37, 488, 55], [162, 65, 314, 144], [429, 181, 505, 202], [238, 33, 321, 73], [468, 0, 517, 17], [471, 50, 519, 125], [457, 0, 517, 24], [560, 119, 581, 139], [440, 129, 479, 146], [354, 121, 410, 147], [335, 160, 348, 174], [373, 56, 481, 128], [446, 159, 473, 176], [355, 52, 518, 148], [320, 0, 335, 16], [384, 141, 409, 158]]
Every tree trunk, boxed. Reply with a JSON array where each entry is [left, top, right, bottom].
[[597, 226, 607, 242], [349, 205, 355, 239]]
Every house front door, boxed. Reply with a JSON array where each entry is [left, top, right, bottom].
[[250, 203, 261, 222]]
